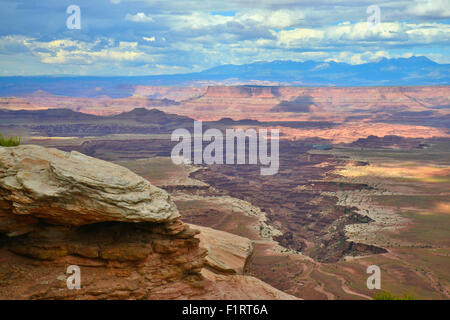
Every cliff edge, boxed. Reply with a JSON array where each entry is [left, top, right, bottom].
[[0, 145, 296, 300]]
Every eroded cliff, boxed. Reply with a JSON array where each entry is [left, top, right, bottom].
[[0, 145, 296, 300]]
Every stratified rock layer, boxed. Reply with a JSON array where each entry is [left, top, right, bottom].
[[0, 145, 297, 300], [192, 224, 253, 275], [0, 145, 180, 236]]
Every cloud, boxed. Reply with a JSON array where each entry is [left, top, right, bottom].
[[407, 0, 450, 19], [332, 51, 390, 65], [3, 37, 152, 65], [161, 9, 305, 32], [0, 0, 448, 75], [275, 21, 449, 48], [125, 13, 154, 23], [236, 9, 305, 29], [0, 35, 31, 54]]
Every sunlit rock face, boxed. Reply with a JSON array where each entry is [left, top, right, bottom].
[[0, 145, 180, 235], [0, 145, 297, 300], [191, 224, 253, 275]]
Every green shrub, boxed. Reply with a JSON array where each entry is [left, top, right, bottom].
[[373, 290, 416, 300], [0, 134, 21, 147]]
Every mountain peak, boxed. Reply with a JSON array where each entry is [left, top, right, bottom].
[[116, 108, 164, 117], [377, 55, 436, 64]]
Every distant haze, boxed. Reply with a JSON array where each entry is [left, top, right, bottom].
[[0, 57, 449, 97]]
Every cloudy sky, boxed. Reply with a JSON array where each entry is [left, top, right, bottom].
[[0, 0, 449, 75]]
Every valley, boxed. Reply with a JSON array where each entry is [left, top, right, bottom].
[[0, 85, 449, 299]]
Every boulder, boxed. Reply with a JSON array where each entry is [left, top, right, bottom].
[[0, 145, 298, 300], [0, 145, 179, 235], [190, 224, 253, 275]]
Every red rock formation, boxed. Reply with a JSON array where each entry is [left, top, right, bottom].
[[205, 86, 279, 98], [0, 145, 297, 300]]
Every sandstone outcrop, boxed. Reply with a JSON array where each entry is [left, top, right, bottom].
[[204, 86, 279, 98], [0, 145, 296, 300], [190, 226, 298, 299], [191, 225, 253, 275], [0, 220, 207, 299], [199, 269, 298, 300], [0, 145, 180, 236]]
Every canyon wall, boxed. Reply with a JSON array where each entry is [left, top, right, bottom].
[[0, 145, 296, 300]]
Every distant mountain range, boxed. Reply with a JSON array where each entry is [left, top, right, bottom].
[[0, 107, 191, 125], [0, 56, 448, 97], [0, 108, 340, 136], [0, 108, 196, 136]]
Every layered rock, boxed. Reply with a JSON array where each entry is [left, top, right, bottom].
[[199, 269, 298, 300], [0, 220, 207, 299], [0, 145, 296, 300], [205, 86, 279, 98], [191, 225, 253, 275], [0, 145, 180, 236], [189, 225, 297, 300]]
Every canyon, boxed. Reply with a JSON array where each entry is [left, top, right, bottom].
[[0, 145, 296, 299], [0, 85, 448, 122], [0, 84, 448, 300]]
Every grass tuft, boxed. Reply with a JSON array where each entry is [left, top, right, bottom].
[[0, 133, 21, 147], [373, 290, 416, 300]]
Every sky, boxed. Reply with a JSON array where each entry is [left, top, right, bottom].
[[0, 0, 449, 76]]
